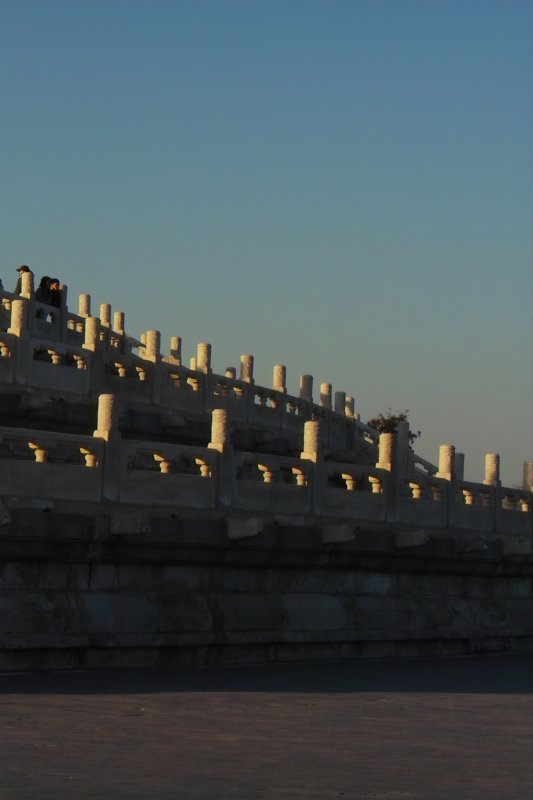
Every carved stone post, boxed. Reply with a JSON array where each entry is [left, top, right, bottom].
[[170, 336, 182, 365], [299, 374, 313, 403], [334, 391, 346, 415], [142, 330, 161, 403], [436, 444, 455, 481], [523, 462, 533, 492], [240, 354, 254, 383], [483, 453, 500, 487], [376, 432, 395, 471], [8, 299, 28, 335], [272, 364, 286, 394], [319, 383, 332, 409], [196, 343, 212, 374], [83, 317, 100, 349], [8, 298, 31, 383], [93, 393, 121, 500], [144, 330, 160, 359], [209, 409, 230, 452], [20, 271, 34, 299], [345, 396, 355, 418], [113, 311, 125, 334], [78, 294, 91, 318], [301, 420, 321, 462], [100, 303, 111, 327], [208, 408, 233, 507], [397, 420, 411, 474], [454, 452, 465, 482]]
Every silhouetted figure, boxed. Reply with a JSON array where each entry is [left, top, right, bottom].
[[48, 278, 62, 308], [14, 265, 31, 295], [35, 276, 52, 304]]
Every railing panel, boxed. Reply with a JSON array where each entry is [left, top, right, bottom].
[[101, 352, 153, 401], [320, 462, 387, 522], [233, 452, 312, 515], [496, 488, 532, 535], [396, 476, 448, 527], [249, 387, 284, 430], [449, 481, 495, 531], [160, 364, 207, 414], [0, 427, 104, 502], [119, 440, 217, 508], [205, 372, 251, 423], [30, 341, 91, 395]]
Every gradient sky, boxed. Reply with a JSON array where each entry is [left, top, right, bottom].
[[1, 0, 532, 485]]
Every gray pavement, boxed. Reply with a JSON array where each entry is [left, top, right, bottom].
[[1, 654, 532, 799]]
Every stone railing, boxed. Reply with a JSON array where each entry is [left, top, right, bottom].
[[0, 281, 530, 538], [0, 396, 530, 539]]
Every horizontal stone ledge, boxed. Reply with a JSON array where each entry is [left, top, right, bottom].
[[2, 636, 533, 672]]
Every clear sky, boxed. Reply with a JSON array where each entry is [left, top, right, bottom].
[[1, 0, 532, 485]]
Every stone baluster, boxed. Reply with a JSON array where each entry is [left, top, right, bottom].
[[436, 444, 455, 481], [196, 343, 211, 374], [189, 356, 197, 371], [345, 396, 355, 418], [334, 391, 346, 415], [368, 475, 382, 494], [28, 441, 46, 462], [80, 447, 97, 468], [78, 294, 91, 318], [301, 420, 321, 462], [240, 354, 254, 383], [299, 374, 313, 403], [291, 467, 306, 487], [170, 336, 182, 365], [341, 472, 355, 491], [319, 383, 332, 409], [272, 364, 286, 394], [258, 464, 273, 484], [154, 453, 171, 474], [483, 453, 500, 487]]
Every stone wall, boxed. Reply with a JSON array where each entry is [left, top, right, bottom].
[[1, 510, 532, 671]]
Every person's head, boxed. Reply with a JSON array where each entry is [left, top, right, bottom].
[[16, 265, 30, 274], [39, 276, 51, 289], [49, 279, 60, 291]]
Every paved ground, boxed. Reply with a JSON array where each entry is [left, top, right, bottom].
[[1, 654, 532, 800]]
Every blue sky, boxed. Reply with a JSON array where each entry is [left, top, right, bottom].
[[1, 0, 532, 484]]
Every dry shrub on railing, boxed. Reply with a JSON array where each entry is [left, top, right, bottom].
[[366, 409, 421, 445]]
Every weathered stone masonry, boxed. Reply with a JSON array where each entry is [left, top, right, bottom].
[[0, 280, 532, 670]]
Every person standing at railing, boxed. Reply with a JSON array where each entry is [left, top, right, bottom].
[[48, 278, 62, 307], [36, 276, 52, 304], [14, 264, 31, 294]]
